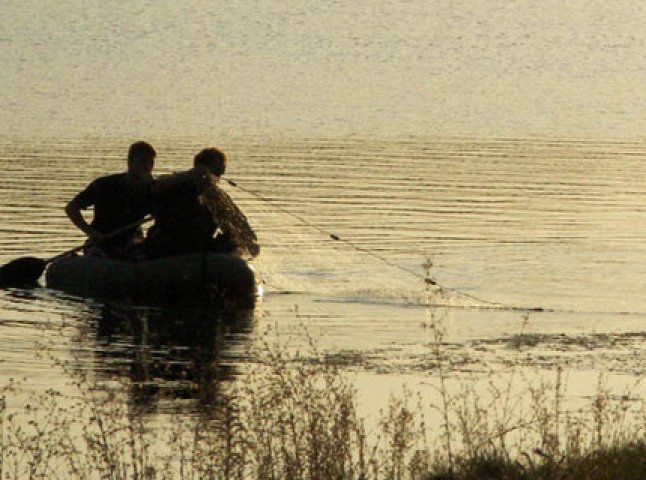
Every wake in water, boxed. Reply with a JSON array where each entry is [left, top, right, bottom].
[[253, 226, 532, 312]]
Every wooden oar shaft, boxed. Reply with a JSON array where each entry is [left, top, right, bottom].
[[0, 215, 154, 288], [48, 215, 153, 263], [47, 245, 86, 264]]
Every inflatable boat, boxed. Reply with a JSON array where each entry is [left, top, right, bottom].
[[45, 252, 260, 309]]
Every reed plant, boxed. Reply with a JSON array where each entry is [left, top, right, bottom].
[[419, 261, 646, 479]]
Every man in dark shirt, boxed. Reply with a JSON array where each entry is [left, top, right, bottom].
[[65, 141, 156, 259], [145, 147, 259, 259]]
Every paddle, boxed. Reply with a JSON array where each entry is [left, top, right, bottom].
[[0, 216, 153, 288]]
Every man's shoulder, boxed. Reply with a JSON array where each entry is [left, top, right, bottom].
[[90, 172, 128, 190], [73, 173, 126, 207], [94, 172, 127, 184]]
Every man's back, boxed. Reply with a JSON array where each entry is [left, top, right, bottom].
[[71, 173, 151, 256], [146, 181, 217, 258]]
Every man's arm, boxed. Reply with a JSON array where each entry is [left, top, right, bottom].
[[65, 198, 103, 242]]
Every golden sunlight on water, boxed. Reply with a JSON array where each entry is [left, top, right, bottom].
[[2, 136, 646, 398]]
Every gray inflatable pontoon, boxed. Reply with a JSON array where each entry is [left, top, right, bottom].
[[45, 253, 259, 308]]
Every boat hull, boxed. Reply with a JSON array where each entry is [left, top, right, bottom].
[[45, 253, 259, 308]]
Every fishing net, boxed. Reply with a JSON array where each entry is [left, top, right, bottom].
[[200, 177, 259, 258]]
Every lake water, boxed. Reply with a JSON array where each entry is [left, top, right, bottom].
[[2, 0, 646, 453]]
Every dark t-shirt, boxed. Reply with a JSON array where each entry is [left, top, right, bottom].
[[145, 182, 218, 257], [73, 173, 151, 253]]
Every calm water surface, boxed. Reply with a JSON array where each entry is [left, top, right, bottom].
[[2, 137, 646, 415], [2, 0, 646, 429]]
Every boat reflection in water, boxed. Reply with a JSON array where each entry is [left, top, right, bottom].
[[87, 302, 255, 413]]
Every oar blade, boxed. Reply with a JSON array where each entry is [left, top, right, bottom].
[[0, 257, 47, 288]]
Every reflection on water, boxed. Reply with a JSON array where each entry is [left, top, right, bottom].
[[89, 304, 254, 412], [0, 283, 256, 416]]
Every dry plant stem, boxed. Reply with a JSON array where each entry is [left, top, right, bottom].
[[423, 258, 453, 467], [498, 313, 531, 454], [0, 395, 5, 479]]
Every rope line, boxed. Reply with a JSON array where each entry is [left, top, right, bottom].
[[225, 178, 544, 313]]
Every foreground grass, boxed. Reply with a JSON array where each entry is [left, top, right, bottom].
[[2, 329, 646, 480], [429, 441, 646, 479], [427, 441, 646, 480]]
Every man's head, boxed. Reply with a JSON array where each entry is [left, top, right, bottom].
[[127, 141, 156, 183], [194, 147, 227, 176]]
